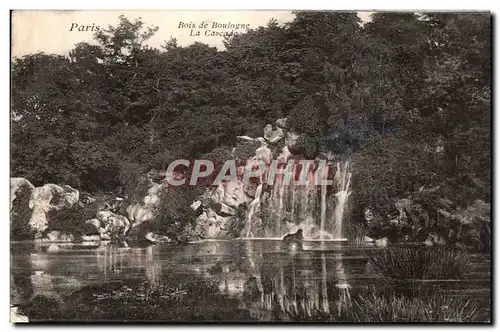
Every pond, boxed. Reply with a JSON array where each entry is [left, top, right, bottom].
[[10, 240, 491, 323]]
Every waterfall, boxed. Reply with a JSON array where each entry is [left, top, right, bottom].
[[245, 184, 263, 238], [320, 183, 327, 237], [331, 162, 352, 240], [243, 148, 352, 240]]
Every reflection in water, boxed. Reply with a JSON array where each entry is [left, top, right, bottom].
[[10, 240, 489, 322], [244, 243, 352, 320]]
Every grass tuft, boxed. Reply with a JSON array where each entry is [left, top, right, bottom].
[[366, 247, 470, 280]]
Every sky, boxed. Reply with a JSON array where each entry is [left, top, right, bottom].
[[11, 10, 373, 57]]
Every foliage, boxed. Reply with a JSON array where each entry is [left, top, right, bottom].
[[151, 186, 200, 242], [11, 13, 490, 240], [46, 205, 100, 237]]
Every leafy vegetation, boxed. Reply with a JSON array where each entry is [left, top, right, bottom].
[[11, 13, 490, 235]]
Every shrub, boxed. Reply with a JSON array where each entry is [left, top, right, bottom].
[[152, 186, 199, 242], [46, 205, 98, 237]]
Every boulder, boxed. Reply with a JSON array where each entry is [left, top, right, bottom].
[[11, 178, 36, 239], [243, 181, 259, 199], [395, 198, 412, 220], [283, 229, 304, 241], [264, 125, 284, 143], [285, 132, 300, 149], [424, 232, 446, 246], [194, 210, 233, 239], [190, 200, 202, 211], [43, 230, 74, 242], [254, 145, 272, 165], [263, 124, 273, 141], [126, 203, 155, 229], [27, 184, 79, 237], [11, 177, 35, 205], [218, 202, 236, 216], [275, 118, 288, 129], [236, 135, 257, 143], [222, 181, 247, 208], [96, 211, 130, 238]]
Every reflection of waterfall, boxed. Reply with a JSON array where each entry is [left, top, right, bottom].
[[253, 250, 351, 320], [320, 253, 330, 314], [245, 156, 352, 240]]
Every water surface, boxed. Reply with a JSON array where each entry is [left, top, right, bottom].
[[10, 240, 491, 322]]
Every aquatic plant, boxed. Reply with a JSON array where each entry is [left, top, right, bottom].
[[350, 291, 482, 322], [365, 247, 470, 280], [344, 221, 367, 245]]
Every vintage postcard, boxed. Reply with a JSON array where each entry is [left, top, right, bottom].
[[10, 10, 491, 323]]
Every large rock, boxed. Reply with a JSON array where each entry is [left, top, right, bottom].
[[236, 135, 256, 143], [218, 202, 236, 216], [126, 182, 166, 230], [11, 178, 36, 239], [222, 181, 247, 208], [263, 125, 284, 143], [285, 132, 300, 149], [275, 118, 288, 129], [190, 200, 202, 211], [27, 183, 79, 237], [96, 210, 130, 238], [11, 177, 35, 205], [42, 230, 74, 242], [254, 144, 272, 165], [194, 208, 233, 239]]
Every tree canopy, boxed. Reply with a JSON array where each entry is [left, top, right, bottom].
[[11, 12, 491, 212]]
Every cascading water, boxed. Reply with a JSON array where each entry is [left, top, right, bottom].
[[331, 162, 352, 240], [245, 184, 263, 238], [243, 146, 352, 240]]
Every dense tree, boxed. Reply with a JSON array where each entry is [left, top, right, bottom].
[[11, 12, 491, 218]]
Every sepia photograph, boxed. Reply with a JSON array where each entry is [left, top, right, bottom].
[[9, 9, 491, 323]]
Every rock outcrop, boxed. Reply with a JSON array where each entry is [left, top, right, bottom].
[[11, 178, 80, 239], [11, 178, 36, 239], [11, 177, 35, 205], [126, 182, 166, 231], [28, 184, 79, 237]]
